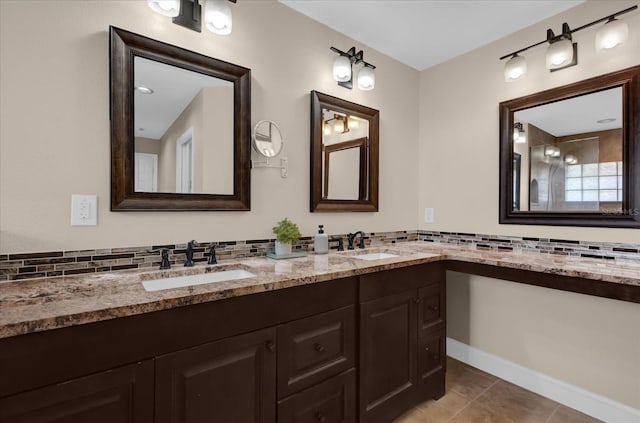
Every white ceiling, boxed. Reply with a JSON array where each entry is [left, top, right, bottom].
[[134, 57, 232, 140], [279, 0, 585, 71], [515, 87, 622, 137]]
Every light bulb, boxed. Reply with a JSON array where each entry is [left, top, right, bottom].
[[504, 54, 526, 82], [595, 18, 629, 51], [513, 126, 520, 142], [148, 0, 180, 17], [348, 117, 359, 129], [564, 154, 578, 165], [205, 0, 232, 35], [515, 133, 526, 144], [333, 119, 345, 133], [546, 38, 573, 69], [323, 124, 332, 136], [357, 66, 375, 91], [333, 55, 351, 82]]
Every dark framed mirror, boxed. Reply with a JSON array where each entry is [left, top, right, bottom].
[[310, 91, 379, 212], [499, 65, 640, 228], [110, 27, 251, 211]]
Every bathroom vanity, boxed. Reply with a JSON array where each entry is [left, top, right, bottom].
[[0, 244, 638, 423]]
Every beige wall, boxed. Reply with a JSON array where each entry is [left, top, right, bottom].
[[447, 272, 640, 409], [418, 0, 640, 409], [0, 0, 419, 252], [134, 137, 160, 155]]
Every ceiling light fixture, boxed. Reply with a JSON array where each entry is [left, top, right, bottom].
[[148, 0, 236, 34], [330, 46, 376, 91], [499, 5, 636, 80], [135, 86, 154, 94]]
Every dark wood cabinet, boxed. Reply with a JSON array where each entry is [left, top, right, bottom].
[[278, 369, 356, 423], [155, 327, 277, 423], [0, 360, 154, 423], [359, 264, 446, 423], [278, 306, 355, 398]]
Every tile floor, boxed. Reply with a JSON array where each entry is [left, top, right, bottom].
[[393, 358, 602, 423]]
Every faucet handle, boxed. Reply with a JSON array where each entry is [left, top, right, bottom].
[[331, 238, 344, 251], [159, 249, 171, 270], [208, 244, 217, 265]]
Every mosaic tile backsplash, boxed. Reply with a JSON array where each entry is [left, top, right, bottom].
[[1, 229, 638, 282]]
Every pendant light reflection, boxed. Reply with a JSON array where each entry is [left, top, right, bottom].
[[513, 122, 526, 144], [564, 154, 578, 165], [148, 0, 180, 17], [595, 18, 629, 50], [205, 0, 232, 35], [504, 54, 527, 82]]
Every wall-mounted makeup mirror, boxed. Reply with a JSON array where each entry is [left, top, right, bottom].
[[310, 91, 379, 212], [499, 65, 640, 227], [252, 120, 283, 158], [110, 27, 251, 210]]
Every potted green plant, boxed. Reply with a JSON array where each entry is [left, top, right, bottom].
[[272, 217, 301, 256]]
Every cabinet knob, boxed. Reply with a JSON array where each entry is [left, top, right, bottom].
[[315, 411, 326, 422], [414, 298, 422, 304], [428, 304, 439, 312], [314, 342, 326, 353], [265, 341, 276, 353]]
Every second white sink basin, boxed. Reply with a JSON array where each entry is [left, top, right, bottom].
[[352, 252, 399, 261], [142, 269, 256, 292]]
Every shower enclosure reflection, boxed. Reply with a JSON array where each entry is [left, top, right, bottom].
[[513, 86, 623, 213]]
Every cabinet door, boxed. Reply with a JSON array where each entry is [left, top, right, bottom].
[[359, 291, 417, 423], [155, 327, 277, 423], [278, 306, 355, 398], [417, 282, 445, 335], [278, 369, 355, 423], [0, 360, 154, 423]]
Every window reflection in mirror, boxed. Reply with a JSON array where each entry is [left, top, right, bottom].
[[322, 109, 369, 201], [512, 86, 623, 213], [133, 56, 234, 195]]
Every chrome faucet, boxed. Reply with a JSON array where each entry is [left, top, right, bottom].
[[347, 231, 366, 250], [184, 240, 198, 267]]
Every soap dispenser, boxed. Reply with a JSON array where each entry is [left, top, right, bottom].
[[314, 225, 329, 254]]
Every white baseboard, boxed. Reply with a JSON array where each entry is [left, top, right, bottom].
[[447, 338, 640, 423]]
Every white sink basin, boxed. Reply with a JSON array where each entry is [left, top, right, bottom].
[[142, 269, 256, 292], [352, 252, 399, 261]]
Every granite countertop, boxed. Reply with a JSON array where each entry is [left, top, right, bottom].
[[1, 242, 639, 340]]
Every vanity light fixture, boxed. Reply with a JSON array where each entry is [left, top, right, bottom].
[[148, 0, 236, 34], [564, 154, 578, 165], [330, 46, 376, 90], [513, 122, 526, 144], [148, 0, 180, 17], [544, 145, 561, 158], [499, 5, 636, 81]]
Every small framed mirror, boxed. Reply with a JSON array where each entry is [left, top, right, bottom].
[[499, 65, 640, 227], [252, 120, 283, 158], [110, 27, 251, 211], [310, 91, 379, 212]]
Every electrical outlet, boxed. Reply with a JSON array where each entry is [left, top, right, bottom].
[[424, 208, 434, 224], [71, 195, 97, 226]]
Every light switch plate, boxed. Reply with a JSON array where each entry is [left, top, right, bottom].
[[71, 195, 97, 226], [424, 208, 434, 224]]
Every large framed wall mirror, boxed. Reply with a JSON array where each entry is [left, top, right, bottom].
[[110, 27, 251, 210], [499, 65, 640, 227], [310, 91, 379, 212]]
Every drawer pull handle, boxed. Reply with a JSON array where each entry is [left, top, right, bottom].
[[265, 341, 276, 353], [315, 411, 326, 422], [428, 305, 439, 312], [314, 343, 326, 353]]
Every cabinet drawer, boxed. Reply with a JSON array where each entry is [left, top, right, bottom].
[[278, 306, 355, 398], [418, 329, 446, 384], [278, 369, 355, 423], [418, 282, 445, 334]]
